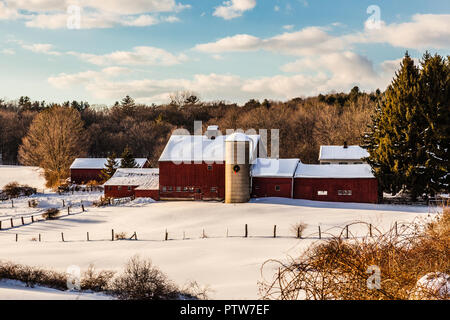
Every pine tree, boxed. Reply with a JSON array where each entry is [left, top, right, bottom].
[[418, 53, 450, 195], [100, 153, 118, 181], [364, 53, 422, 199], [120, 147, 138, 168], [121, 96, 136, 116]]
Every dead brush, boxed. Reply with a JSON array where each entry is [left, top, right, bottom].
[[115, 232, 127, 240], [42, 208, 60, 220], [291, 222, 307, 238], [259, 209, 449, 300]]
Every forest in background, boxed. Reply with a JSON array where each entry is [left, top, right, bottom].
[[0, 87, 377, 167]]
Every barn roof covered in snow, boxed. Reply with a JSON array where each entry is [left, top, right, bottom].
[[70, 158, 148, 169], [319, 145, 369, 161], [251, 158, 299, 178], [295, 163, 374, 178], [159, 134, 260, 162], [104, 168, 159, 187]]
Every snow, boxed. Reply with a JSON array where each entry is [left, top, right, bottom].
[[251, 158, 299, 178], [104, 168, 159, 188], [70, 158, 148, 169], [225, 132, 252, 142], [415, 273, 449, 299], [0, 197, 429, 300], [0, 165, 46, 191], [158, 134, 260, 163], [319, 145, 369, 161], [295, 162, 375, 178], [0, 280, 112, 300]]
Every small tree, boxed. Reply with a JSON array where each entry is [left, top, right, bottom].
[[120, 147, 138, 168], [100, 153, 118, 181]]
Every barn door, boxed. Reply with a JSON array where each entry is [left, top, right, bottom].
[[194, 188, 202, 201]]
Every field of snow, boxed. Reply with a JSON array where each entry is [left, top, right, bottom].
[[0, 195, 431, 300], [0, 165, 47, 191]]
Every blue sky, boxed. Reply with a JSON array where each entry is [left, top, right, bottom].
[[0, 0, 449, 105]]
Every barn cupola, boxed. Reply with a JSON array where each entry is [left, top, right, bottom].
[[206, 125, 220, 140], [343, 141, 348, 149]]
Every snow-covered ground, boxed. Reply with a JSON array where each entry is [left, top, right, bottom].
[[0, 165, 47, 191], [0, 196, 431, 300]]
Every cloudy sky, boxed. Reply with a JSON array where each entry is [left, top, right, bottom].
[[0, 0, 449, 105]]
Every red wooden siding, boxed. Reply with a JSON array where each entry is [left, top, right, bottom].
[[71, 169, 104, 184], [293, 178, 378, 203], [135, 189, 159, 200], [251, 177, 292, 198], [159, 161, 225, 200], [104, 185, 136, 198]]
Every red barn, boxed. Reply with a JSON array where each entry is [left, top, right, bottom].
[[293, 162, 378, 203], [70, 158, 149, 184], [158, 128, 260, 201], [104, 168, 159, 199], [251, 158, 299, 198]]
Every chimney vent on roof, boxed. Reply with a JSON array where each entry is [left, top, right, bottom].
[[206, 125, 220, 140], [343, 141, 348, 149]]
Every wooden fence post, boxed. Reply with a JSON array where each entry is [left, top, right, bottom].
[[0, 220, 2, 230], [81, 204, 85, 212], [31, 215, 34, 223], [61, 232, 65, 242], [165, 229, 168, 241], [273, 225, 277, 238], [318, 225, 321, 239], [245, 224, 248, 238], [67, 207, 70, 215], [39, 234, 41, 242], [10, 218, 13, 228], [369, 224, 372, 237], [112, 229, 114, 241], [345, 225, 349, 239], [395, 221, 398, 236], [15, 234, 18, 242], [226, 228, 229, 238], [62, 200, 65, 207], [11, 199, 13, 208], [297, 226, 301, 239], [21, 217, 25, 225], [87, 232, 90, 241]]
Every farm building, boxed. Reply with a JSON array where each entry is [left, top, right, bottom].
[[70, 158, 149, 184], [104, 168, 159, 200], [319, 143, 369, 164], [158, 128, 260, 201], [251, 158, 299, 198], [293, 162, 378, 203]]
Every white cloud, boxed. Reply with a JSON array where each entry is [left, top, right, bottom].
[[1, 0, 190, 29], [48, 67, 129, 89], [195, 14, 450, 55], [69, 46, 188, 66], [213, 0, 256, 20], [283, 25, 294, 30], [21, 43, 62, 55], [0, 48, 15, 55]]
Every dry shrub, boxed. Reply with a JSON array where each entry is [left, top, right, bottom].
[[115, 232, 127, 240], [182, 281, 212, 300], [259, 209, 449, 300], [42, 208, 60, 220], [81, 265, 115, 292], [111, 255, 179, 300], [3, 182, 36, 198], [291, 222, 307, 238]]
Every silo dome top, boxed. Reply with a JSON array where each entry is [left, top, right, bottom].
[[226, 132, 251, 142]]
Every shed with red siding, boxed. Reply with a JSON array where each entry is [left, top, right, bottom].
[[70, 158, 149, 184], [293, 163, 378, 204], [103, 168, 159, 199], [251, 158, 299, 198]]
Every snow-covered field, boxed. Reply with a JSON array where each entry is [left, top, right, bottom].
[[0, 196, 430, 299], [0, 165, 434, 300], [0, 165, 47, 191]]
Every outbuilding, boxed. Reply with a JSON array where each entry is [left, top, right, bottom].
[[104, 168, 159, 199], [70, 158, 149, 184], [293, 162, 378, 203], [251, 158, 300, 198], [319, 144, 369, 165]]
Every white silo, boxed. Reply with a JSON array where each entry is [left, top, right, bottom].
[[225, 133, 251, 203]]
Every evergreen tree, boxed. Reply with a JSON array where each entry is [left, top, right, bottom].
[[120, 146, 138, 168], [418, 53, 450, 195], [364, 53, 422, 199], [100, 153, 118, 181], [121, 96, 136, 116]]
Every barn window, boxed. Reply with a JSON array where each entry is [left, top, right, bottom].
[[168, 186, 173, 191], [353, 162, 363, 164], [255, 186, 260, 190], [339, 162, 348, 165], [127, 186, 131, 191], [211, 187, 217, 192], [275, 185, 281, 191], [118, 186, 122, 190], [207, 165, 213, 171], [338, 190, 352, 196], [176, 186, 181, 192], [317, 191, 328, 196], [162, 186, 167, 192], [183, 187, 188, 192]]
